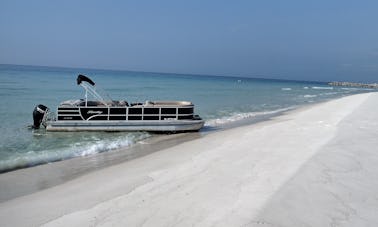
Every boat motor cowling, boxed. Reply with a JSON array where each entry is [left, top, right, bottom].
[[32, 104, 49, 129]]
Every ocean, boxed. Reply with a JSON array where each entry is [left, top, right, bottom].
[[0, 64, 372, 173]]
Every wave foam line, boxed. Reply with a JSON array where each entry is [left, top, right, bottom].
[[312, 86, 334, 90], [0, 132, 151, 172], [205, 107, 296, 127]]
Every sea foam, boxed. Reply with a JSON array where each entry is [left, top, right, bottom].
[[312, 86, 334, 90], [304, 94, 317, 98], [205, 107, 295, 127], [0, 132, 151, 172]]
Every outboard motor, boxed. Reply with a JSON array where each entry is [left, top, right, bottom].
[[32, 104, 49, 129]]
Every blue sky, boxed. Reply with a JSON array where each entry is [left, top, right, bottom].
[[1, 0, 378, 82]]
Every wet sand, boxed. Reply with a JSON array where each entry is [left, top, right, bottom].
[[0, 132, 203, 202]]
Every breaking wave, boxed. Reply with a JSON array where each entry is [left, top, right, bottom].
[[205, 107, 295, 127], [304, 94, 317, 98], [312, 86, 334, 90], [341, 87, 375, 91], [0, 132, 151, 172]]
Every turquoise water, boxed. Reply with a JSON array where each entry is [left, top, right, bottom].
[[0, 64, 372, 172]]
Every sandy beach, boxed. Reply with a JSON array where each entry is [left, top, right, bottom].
[[1, 92, 378, 227]]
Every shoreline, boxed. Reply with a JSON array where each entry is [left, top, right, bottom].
[[0, 132, 203, 202], [1, 92, 378, 226], [0, 100, 297, 202]]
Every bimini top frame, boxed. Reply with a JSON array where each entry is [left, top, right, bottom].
[[77, 74, 110, 107]]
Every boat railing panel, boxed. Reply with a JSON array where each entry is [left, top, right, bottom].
[[57, 104, 195, 121]]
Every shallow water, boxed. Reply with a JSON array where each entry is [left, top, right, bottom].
[[0, 64, 372, 172]]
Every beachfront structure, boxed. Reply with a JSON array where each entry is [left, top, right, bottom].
[[328, 81, 378, 89]]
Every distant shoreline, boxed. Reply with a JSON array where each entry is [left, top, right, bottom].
[[328, 81, 378, 89]]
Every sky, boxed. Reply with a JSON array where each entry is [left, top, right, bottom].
[[1, 0, 378, 82]]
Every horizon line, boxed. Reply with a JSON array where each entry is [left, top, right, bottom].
[[0, 63, 328, 84]]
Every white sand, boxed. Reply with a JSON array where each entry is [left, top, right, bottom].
[[1, 92, 378, 227]]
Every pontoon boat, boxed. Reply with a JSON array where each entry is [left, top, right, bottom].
[[32, 75, 204, 132]]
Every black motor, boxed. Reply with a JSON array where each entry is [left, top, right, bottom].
[[32, 104, 49, 129]]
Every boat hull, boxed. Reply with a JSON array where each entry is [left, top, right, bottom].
[[45, 119, 205, 132]]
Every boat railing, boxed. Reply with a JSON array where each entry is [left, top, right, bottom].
[[57, 105, 194, 121], [121, 106, 194, 121]]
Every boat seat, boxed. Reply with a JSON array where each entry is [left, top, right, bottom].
[[113, 100, 129, 106], [130, 102, 143, 106], [79, 101, 105, 106]]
